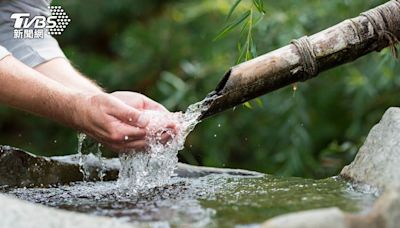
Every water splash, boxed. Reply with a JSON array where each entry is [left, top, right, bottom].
[[77, 133, 105, 181], [117, 97, 214, 192], [77, 133, 89, 180]]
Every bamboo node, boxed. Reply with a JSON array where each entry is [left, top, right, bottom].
[[361, 0, 400, 58], [291, 36, 318, 80]]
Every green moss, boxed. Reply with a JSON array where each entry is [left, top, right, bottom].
[[200, 175, 374, 227]]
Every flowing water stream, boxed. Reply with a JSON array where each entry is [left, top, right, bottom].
[[77, 96, 214, 192], [117, 97, 210, 192]]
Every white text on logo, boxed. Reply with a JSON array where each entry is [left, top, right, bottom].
[[11, 13, 57, 29]]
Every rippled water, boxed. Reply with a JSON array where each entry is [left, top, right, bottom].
[[5, 174, 377, 228]]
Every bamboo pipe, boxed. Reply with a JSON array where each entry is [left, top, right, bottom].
[[199, 0, 400, 119]]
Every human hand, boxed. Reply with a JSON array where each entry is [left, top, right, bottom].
[[111, 91, 177, 143], [110, 91, 168, 112], [73, 92, 149, 152]]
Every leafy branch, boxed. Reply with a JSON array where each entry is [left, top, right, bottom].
[[215, 0, 266, 63], [215, 0, 266, 108]]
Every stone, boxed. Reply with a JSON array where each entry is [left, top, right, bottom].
[[340, 107, 400, 190], [175, 162, 262, 178], [261, 188, 400, 228], [0, 146, 118, 187], [261, 208, 347, 228], [0, 145, 262, 188], [0, 194, 140, 228], [370, 187, 400, 228]]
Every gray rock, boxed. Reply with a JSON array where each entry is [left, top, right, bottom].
[[175, 162, 263, 178], [261, 188, 400, 228], [370, 187, 400, 228], [0, 194, 142, 228], [261, 208, 347, 228], [0, 146, 119, 187], [340, 107, 400, 190], [0, 145, 262, 188]]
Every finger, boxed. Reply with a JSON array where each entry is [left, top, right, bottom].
[[106, 139, 148, 153], [121, 139, 148, 152], [111, 102, 149, 128], [142, 97, 169, 112], [118, 125, 147, 142], [160, 132, 172, 144]]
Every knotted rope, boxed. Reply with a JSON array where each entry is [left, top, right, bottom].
[[291, 36, 318, 79], [292, 0, 400, 80], [361, 0, 400, 58]]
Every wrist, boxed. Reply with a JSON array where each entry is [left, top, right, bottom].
[[70, 91, 111, 130], [68, 91, 95, 130]]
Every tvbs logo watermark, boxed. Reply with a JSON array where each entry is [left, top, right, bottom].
[[11, 6, 70, 39]]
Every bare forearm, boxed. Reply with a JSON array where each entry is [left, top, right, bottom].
[[0, 56, 175, 152], [35, 58, 103, 93], [0, 56, 82, 128]]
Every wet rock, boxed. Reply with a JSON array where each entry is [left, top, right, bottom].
[[0, 146, 118, 187], [175, 163, 263, 178], [262, 208, 347, 228], [340, 107, 400, 190], [0, 194, 140, 228], [262, 187, 400, 228], [0, 145, 262, 188], [368, 187, 400, 228]]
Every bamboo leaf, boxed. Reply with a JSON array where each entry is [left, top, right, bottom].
[[255, 98, 263, 107], [252, 0, 266, 14], [244, 101, 253, 109], [237, 42, 242, 55], [250, 38, 257, 58], [237, 41, 248, 63], [214, 10, 251, 41], [239, 18, 249, 37], [245, 48, 252, 61], [226, 0, 242, 21], [253, 14, 265, 27]]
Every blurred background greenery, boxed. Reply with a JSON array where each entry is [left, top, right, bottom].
[[0, 0, 398, 178]]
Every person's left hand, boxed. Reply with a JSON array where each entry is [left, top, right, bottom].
[[111, 91, 177, 144], [111, 91, 168, 112]]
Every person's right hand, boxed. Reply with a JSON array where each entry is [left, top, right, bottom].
[[72, 92, 150, 152]]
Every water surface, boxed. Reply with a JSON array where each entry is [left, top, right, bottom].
[[4, 173, 376, 228]]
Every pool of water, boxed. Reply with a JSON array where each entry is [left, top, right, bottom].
[[2, 173, 377, 228]]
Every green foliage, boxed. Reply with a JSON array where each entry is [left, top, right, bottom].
[[216, 0, 265, 63], [215, 0, 267, 108], [0, 0, 397, 178]]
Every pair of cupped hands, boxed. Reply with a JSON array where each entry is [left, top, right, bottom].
[[74, 91, 177, 152]]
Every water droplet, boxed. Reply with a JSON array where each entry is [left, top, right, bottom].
[[217, 123, 221, 128], [213, 134, 217, 138]]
